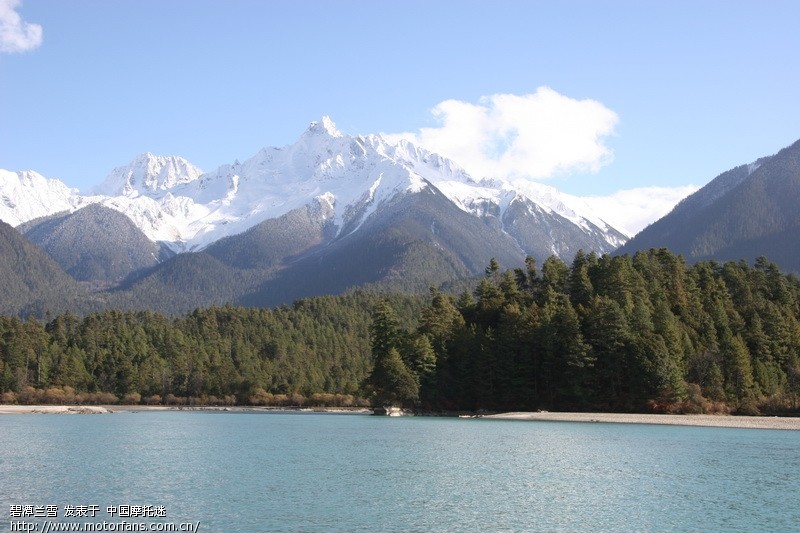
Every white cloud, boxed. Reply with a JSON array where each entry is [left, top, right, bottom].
[[0, 0, 42, 54], [385, 87, 619, 181], [581, 185, 700, 236]]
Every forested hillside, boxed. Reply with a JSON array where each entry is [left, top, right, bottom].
[[0, 220, 92, 316], [618, 139, 800, 273], [0, 291, 421, 406], [2, 249, 800, 415], [18, 204, 170, 286]]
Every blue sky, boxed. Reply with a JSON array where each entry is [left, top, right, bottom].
[[2, 0, 799, 232]]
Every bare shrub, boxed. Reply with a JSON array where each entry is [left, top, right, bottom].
[[0, 391, 17, 404], [122, 392, 142, 405], [145, 394, 162, 405]]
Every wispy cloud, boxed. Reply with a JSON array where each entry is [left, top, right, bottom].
[[582, 185, 700, 236], [384, 87, 618, 181], [0, 0, 42, 54]]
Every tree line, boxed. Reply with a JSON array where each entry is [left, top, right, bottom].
[[0, 291, 420, 407], [366, 249, 800, 415], [3, 248, 800, 414]]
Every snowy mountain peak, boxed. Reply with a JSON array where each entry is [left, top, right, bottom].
[[0, 169, 81, 226], [95, 153, 203, 197], [305, 116, 342, 138], [0, 116, 628, 257]]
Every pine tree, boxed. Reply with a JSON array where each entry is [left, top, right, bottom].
[[365, 301, 418, 407], [568, 250, 596, 309], [582, 295, 631, 409], [367, 347, 419, 407]]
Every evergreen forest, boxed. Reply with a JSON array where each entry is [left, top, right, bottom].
[[3, 249, 800, 415]]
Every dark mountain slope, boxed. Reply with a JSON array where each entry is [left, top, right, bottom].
[[617, 139, 800, 272], [105, 251, 261, 314], [204, 199, 335, 269], [0, 221, 89, 316], [18, 204, 171, 286], [240, 185, 527, 307], [112, 183, 528, 313]]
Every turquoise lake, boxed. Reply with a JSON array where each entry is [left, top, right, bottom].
[[1, 412, 799, 532]]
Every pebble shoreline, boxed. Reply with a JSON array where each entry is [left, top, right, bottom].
[[0, 405, 371, 415], [2, 405, 798, 430], [484, 411, 800, 430]]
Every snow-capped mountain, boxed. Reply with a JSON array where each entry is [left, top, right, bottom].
[[0, 169, 84, 226], [94, 153, 204, 196], [1, 117, 627, 258]]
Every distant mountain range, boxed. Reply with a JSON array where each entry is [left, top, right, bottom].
[[2, 117, 626, 253], [618, 139, 800, 273], [3, 117, 798, 315], [0, 117, 627, 314]]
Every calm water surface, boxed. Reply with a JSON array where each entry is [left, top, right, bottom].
[[1, 412, 798, 532]]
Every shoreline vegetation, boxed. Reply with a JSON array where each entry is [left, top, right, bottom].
[[1, 404, 799, 430]]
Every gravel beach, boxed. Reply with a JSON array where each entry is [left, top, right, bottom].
[[484, 411, 800, 430]]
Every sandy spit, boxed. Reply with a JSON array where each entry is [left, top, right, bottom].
[[0, 405, 372, 415], [0, 405, 113, 415], [483, 411, 800, 430]]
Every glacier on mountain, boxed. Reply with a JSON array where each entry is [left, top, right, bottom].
[[0, 117, 627, 255]]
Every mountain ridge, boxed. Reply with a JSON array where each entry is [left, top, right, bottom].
[[618, 138, 800, 273], [18, 204, 172, 287], [0, 117, 626, 258], [0, 117, 629, 314], [3, 130, 800, 315]]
